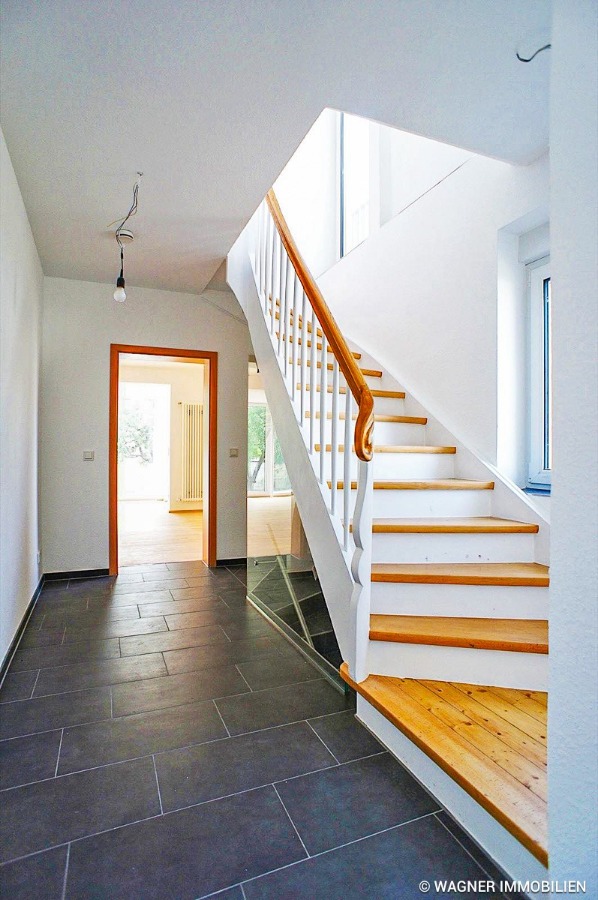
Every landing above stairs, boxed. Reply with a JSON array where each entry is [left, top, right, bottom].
[[340, 663, 548, 866]]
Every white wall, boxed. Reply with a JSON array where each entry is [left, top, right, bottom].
[[119, 362, 205, 511], [318, 153, 549, 467], [0, 128, 44, 662], [41, 280, 250, 571], [274, 109, 339, 278], [379, 127, 471, 225], [548, 1, 598, 889]]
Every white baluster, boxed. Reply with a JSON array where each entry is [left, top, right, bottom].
[[309, 310, 316, 453], [278, 247, 286, 359], [343, 388, 352, 551], [260, 203, 268, 301], [271, 231, 280, 337], [265, 215, 274, 322], [255, 203, 261, 290], [319, 333, 327, 484], [290, 274, 298, 400], [330, 358, 339, 514], [283, 259, 292, 377], [350, 458, 374, 682], [300, 291, 307, 424]]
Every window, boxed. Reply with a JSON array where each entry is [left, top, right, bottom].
[[247, 403, 291, 495], [339, 112, 371, 256], [528, 259, 551, 490]]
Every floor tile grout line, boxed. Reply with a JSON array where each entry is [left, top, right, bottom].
[[152, 755, 164, 815], [1, 677, 340, 737], [240, 810, 442, 891], [234, 665, 254, 692], [2, 726, 350, 796], [272, 783, 311, 859], [0, 812, 165, 868], [60, 843, 71, 900], [271, 749, 388, 787], [54, 729, 64, 777], [0, 790, 442, 873], [29, 669, 42, 700], [212, 699, 231, 737], [0, 725, 65, 745], [304, 719, 341, 765], [150, 759, 343, 819], [434, 812, 505, 887]]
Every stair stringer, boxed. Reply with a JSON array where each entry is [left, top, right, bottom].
[[231, 247, 354, 660]]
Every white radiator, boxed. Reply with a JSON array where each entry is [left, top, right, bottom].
[[180, 403, 203, 501]]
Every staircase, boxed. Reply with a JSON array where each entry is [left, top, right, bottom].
[[227, 189, 549, 877]]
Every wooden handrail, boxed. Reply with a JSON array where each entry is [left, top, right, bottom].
[[266, 189, 374, 461]]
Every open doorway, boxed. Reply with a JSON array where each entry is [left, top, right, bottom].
[[109, 345, 218, 573], [247, 359, 292, 557]]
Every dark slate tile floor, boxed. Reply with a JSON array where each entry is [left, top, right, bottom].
[[0, 562, 512, 898]]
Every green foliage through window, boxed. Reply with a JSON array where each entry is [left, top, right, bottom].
[[118, 407, 153, 464]]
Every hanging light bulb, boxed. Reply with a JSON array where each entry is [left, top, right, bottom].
[[114, 245, 126, 302], [110, 173, 142, 303]]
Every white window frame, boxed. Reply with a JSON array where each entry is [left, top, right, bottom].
[[528, 258, 551, 489]]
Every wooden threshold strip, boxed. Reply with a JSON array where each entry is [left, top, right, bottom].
[[341, 664, 548, 865], [368, 615, 549, 653]]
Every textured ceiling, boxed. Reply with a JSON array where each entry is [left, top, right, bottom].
[[0, 0, 550, 295]]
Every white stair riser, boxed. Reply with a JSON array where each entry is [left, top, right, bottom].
[[370, 581, 548, 619], [373, 396, 406, 416], [367, 640, 548, 690], [315, 452, 455, 481], [305, 421, 427, 445], [353, 489, 493, 518], [371, 531, 536, 564]]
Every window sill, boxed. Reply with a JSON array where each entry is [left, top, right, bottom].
[[524, 486, 551, 497]]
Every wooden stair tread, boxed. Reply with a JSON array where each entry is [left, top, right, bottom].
[[302, 386, 405, 399], [277, 333, 361, 359], [271, 309, 324, 338], [329, 479, 494, 491], [307, 413, 426, 424], [369, 615, 549, 653], [315, 444, 455, 454], [340, 664, 547, 864], [369, 517, 538, 534], [371, 562, 548, 585], [300, 359, 382, 377]]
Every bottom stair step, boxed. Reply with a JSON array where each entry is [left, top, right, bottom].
[[340, 663, 548, 865]]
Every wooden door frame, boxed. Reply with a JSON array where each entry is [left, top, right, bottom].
[[109, 344, 218, 573]]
